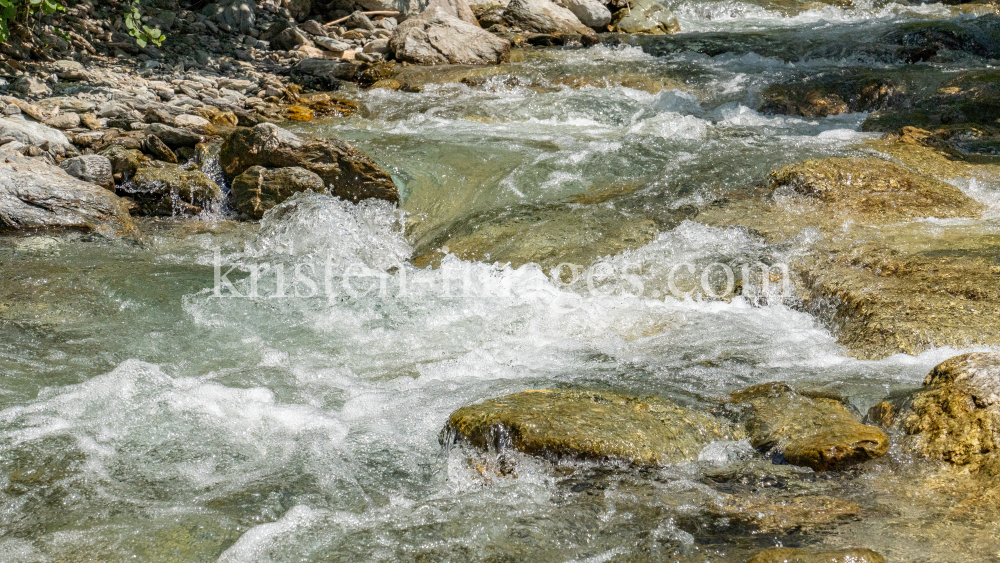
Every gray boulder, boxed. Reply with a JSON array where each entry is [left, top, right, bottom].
[[390, 7, 511, 65], [503, 0, 597, 39], [128, 164, 222, 216], [59, 155, 114, 190], [272, 26, 314, 51], [0, 118, 71, 151], [0, 153, 131, 233], [11, 76, 51, 97]]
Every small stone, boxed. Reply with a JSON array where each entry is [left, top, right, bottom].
[[44, 112, 82, 130], [59, 155, 114, 190], [11, 76, 52, 97], [99, 145, 145, 180], [142, 135, 178, 164], [315, 36, 352, 52], [300, 19, 326, 36], [80, 113, 103, 130], [345, 11, 376, 31], [174, 114, 211, 128]]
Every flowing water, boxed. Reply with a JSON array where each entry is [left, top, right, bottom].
[[3, 3, 1000, 562]]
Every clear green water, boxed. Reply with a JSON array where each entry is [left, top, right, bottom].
[[3, 4, 1000, 562]]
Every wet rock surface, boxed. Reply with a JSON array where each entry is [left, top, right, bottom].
[[0, 153, 132, 234], [609, 0, 679, 34], [727, 383, 890, 471], [699, 154, 998, 359], [445, 388, 744, 466], [232, 165, 326, 219], [126, 164, 222, 216], [220, 122, 398, 204], [744, 547, 886, 563], [899, 353, 1000, 476]]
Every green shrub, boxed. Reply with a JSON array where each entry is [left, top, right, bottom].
[[0, 0, 164, 48]]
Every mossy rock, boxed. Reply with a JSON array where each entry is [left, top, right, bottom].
[[728, 382, 890, 471], [127, 164, 222, 216], [760, 71, 903, 118], [444, 388, 744, 466], [610, 0, 679, 34], [744, 547, 886, 563], [764, 157, 985, 222], [900, 353, 1000, 476]]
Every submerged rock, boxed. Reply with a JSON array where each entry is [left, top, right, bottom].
[[390, 7, 512, 65], [219, 123, 398, 204], [863, 70, 1000, 155], [232, 166, 325, 219], [728, 382, 890, 471], [0, 153, 132, 233], [718, 495, 862, 534], [760, 72, 902, 118], [900, 353, 1000, 476], [744, 547, 886, 563], [444, 388, 743, 466], [127, 164, 222, 216], [609, 0, 679, 34], [764, 157, 984, 222]]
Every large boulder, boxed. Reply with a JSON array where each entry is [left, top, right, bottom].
[[560, 0, 610, 28], [502, 0, 598, 39], [0, 153, 132, 233], [390, 7, 511, 65], [232, 166, 325, 219], [127, 164, 222, 216], [59, 155, 113, 190], [444, 388, 744, 466], [609, 0, 679, 34], [744, 547, 886, 563], [728, 382, 890, 471], [219, 123, 398, 204], [899, 353, 1000, 476], [0, 117, 71, 151]]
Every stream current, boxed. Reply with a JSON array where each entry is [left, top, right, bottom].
[[2, 2, 1000, 562]]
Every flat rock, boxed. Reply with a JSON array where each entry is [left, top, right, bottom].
[[744, 547, 886, 563], [0, 153, 131, 233], [444, 388, 744, 466], [127, 164, 221, 216], [900, 353, 1000, 476], [728, 382, 890, 471], [0, 118, 71, 150], [232, 165, 325, 219], [315, 37, 353, 52], [44, 112, 81, 130], [59, 155, 113, 190], [146, 123, 203, 149], [219, 123, 398, 204], [390, 7, 511, 65]]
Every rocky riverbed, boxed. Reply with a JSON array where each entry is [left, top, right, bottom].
[[2, 0, 1000, 561]]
